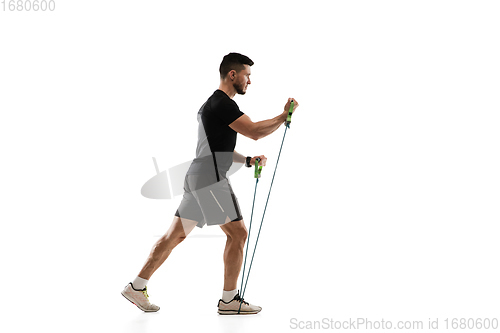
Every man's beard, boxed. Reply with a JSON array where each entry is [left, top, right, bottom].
[[234, 82, 246, 95]]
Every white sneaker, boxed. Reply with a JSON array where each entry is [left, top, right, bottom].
[[121, 283, 160, 312], [217, 291, 262, 315]]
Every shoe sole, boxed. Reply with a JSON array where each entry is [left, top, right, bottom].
[[218, 309, 261, 315], [121, 291, 160, 312]]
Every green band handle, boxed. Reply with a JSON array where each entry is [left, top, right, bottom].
[[254, 158, 262, 179], [286, 100, 294, 128]]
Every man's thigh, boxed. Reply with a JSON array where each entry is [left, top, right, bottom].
[[165, 216, 199, 238]]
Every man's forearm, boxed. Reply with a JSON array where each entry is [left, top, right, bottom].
[[233, 150, 246, 163], [253, 111, 288, 140]]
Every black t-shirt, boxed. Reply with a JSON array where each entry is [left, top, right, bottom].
[[187, 90, 244, 179]]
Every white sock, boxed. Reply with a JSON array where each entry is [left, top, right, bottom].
[[222, 289, 238, 302], [132, 276, 148, 290]]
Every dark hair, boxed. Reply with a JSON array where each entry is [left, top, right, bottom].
[[219, 52, 254, 79]]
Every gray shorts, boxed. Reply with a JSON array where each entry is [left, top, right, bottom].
[[175, 174, 243, 228]]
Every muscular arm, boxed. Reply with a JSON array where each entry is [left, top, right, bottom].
[[233, 150, 267, 167], [233, 150, 246, 163], [229, 111, 288, 141]]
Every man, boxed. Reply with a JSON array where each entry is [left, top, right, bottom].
[[121, 53, 299, 315]]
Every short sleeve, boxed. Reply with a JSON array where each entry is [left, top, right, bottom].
[[217, 98, 244, 125]]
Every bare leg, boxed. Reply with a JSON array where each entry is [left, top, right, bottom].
[[219, 220, 248, 291], [138, 216, 198, 280]]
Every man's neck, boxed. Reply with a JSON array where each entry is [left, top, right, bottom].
[[218, 83, 236, 99]]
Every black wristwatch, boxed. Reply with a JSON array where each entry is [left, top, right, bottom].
[[245, 156, 252, 168]]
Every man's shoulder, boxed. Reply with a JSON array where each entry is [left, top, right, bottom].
[[207, 90, 239, 111]]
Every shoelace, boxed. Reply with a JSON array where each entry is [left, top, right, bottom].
[[142, 287, 150, 299], [233, 293, 249, 305]]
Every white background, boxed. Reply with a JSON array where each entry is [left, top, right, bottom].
[[1, 1, 499, 332]]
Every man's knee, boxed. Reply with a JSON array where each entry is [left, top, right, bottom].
[[159, 230, 187, 248], [236, 227, 248, 243], [226, 221, 248, 244], [163, 216, 196, 244]]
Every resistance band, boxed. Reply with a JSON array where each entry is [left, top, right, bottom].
[[238, 100, 294, 314]]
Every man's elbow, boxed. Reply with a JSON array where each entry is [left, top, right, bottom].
[[248, 125, 261, 141], [249, 131, 261, 141]]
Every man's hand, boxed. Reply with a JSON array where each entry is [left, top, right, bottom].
[[250, 155, 267, 167], [284, 98, 299, 114]]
